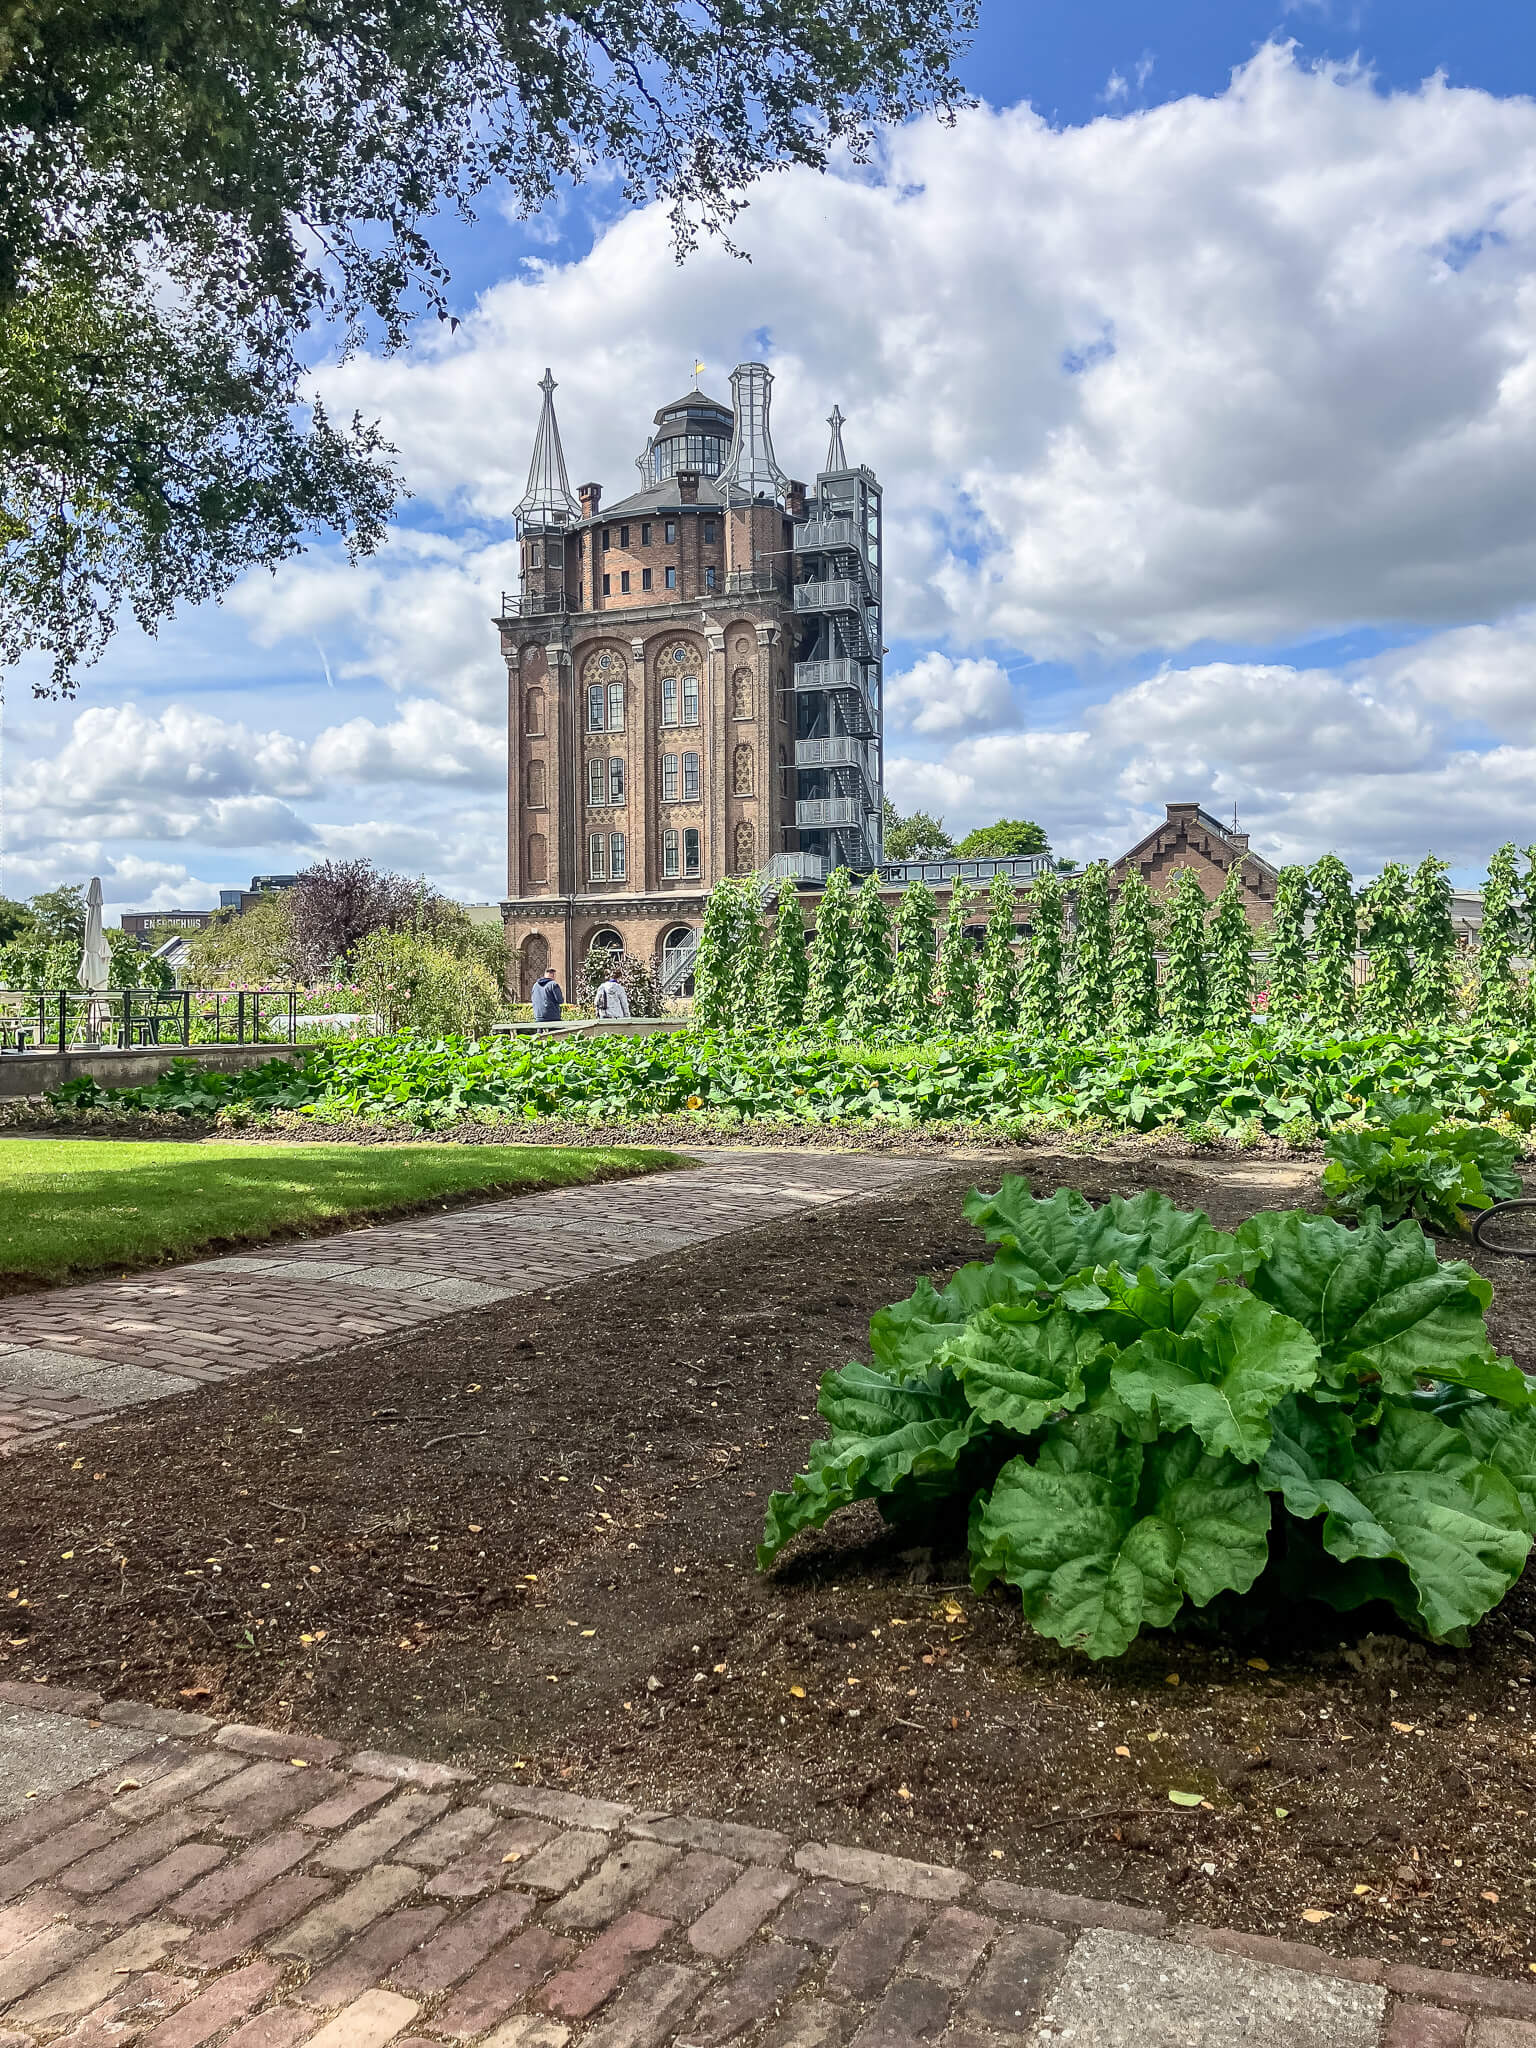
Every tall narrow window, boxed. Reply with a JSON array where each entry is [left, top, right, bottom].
[[683, 828, 701, 876], [529, 540, 543, 568], [705, 566, 717, 591], [733, 820, 755, 872], [620, 570, 631, 594], [682, 751, 701, 801], [610, 833, 627, 880], [527, 833, 547, 883], [641, 567, 653, 591], [665, 520, 677, 543], [525, 760, 546, 808], [587, 683, 605, 731], [661, 676, 679, 726], [619, 524, 630, 547], [663, 828, 680, 878], [588, 833, 607, 880], [609, 757, 625, 805], [524, 687, 544, 735], [602, 529, 612, 550], [607, 680, 624, 730], [662, 754, 680, 801], [602, 574, 611, 597], [665, 566, 677, 590], [682, 673, 699, 724], [703, 519, 716, 543], [641, 522, 652, 546], [587, 757, 606, 806], [732, 743, 753, 795]]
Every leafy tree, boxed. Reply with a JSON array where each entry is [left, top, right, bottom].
[[0, 897, 35, 943], [1357, 862, 1413, 1030], [5, 0, 975, 692], [286, 859, 475, 982], [882, 795, 953, 861], [1477, 843, 1523, 1028], [955, 819, 1051, 859], [574, 944, 661, 1018], [845, 879, 896, 1036], [1307, 854, 1357, 1033], [1160, 868, 1209, 1037], [1207, 864, 1256, 1034], [892, 880, 939, 1034], [762, 880, 809, 1032], [975, 874, 1019, 1035], [732, 880, 768, 1021], [1407, 854, 1458, 1027], [806, 866, 856, 1027], [184, 893, 298, 987], [936, 883, 978, 1032], [1066, 862, 1113, 1036], [1266, 866, 1310, 1027], [355, 931, 502, 1037], [691, 879, 743, 1029], [1111, 867, 1159, 1036], [1018, 871, 1065, 1035], [25, 883, 87, 945]]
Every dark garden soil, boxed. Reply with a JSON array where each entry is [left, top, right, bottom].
[[4, 1150, 1536, 1975]]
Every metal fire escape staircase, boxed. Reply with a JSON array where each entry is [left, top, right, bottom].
[[789, 408, 883, 875]]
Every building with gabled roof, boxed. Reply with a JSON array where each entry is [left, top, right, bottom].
[[1109, 801, 1279, 926]]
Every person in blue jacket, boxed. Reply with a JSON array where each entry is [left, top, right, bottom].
[[531, 970, 564, 1023]]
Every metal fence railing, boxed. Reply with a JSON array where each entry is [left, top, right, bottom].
[[0, 989, 301, 1055]]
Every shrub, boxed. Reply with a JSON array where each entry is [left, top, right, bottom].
[[1019, 871, 1065, 1035], [1110, 867, 1159, 1036], [1358, 862, 1413, 1030], [1323, 1106, 1522, 1234], [1066, 862, 1112, 1036], [760, 1179, 1536, 1657], [573, 946, 662, 1018], [1160, 868, 1209, 1037], [1477, 843, 1523, 1029], [845, 878, 896, 1036], [352, 931, 502, 1037], [1308, 853, 1356, 1032], [763, 881, 809, 1032], [692, 880, 745, 1030], [1207, 863, 1255, 1033], [936, 882, 978, 1032], [892, 880, 938, 1034], [975, 874, 1018, 1036], [806, 867, 856, 1027], [1408, 855, 1458, 1027], [1266, 865, 1310, 1027]]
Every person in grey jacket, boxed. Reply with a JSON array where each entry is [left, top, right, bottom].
[[593, 972, 631, 1019], [531, 971, 564, 1022]]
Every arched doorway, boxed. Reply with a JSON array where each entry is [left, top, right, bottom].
[[660, 924, 697, 998], [519, 933, 549, 999]]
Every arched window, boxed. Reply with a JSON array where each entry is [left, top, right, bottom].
[[659, 640, 702, 727], [661, 923, 696, 996], [524, 687, 544, 736], [589, 926, 624, 955], [732, 743, 753, 795], [733, 820, 755, 873], [731, 668, 753, 719], [526, 834, 547, 884], [525, 760, 546, 808]]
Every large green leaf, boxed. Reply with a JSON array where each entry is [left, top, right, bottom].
[[759, 1363, 987, 1566], [1110, 1293, 1320, 1463], [963, 1180, 1234, 1289], [969, 1414, 1270, 1659], [1061, 1248, 1260, 1346], [870, 1262, 1033, 1380], [1452, 1402, 1536, 1527], [1263, 1401, 1531, 1640], [1238, 1209, 1499, 1394], [944, 1304, 1104, 1435]]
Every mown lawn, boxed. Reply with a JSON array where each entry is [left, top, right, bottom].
[[0, 1138, 684, 1283]]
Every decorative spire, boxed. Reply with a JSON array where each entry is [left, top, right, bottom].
[[824, 404, 848, 472], [720, 362, 791, 502], [515, 369, 580, 525], [636, 436, 655, 488]]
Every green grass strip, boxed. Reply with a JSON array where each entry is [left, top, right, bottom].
[[0, 1138, 684, 1284]]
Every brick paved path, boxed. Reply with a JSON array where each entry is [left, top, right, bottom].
[[0, 1150, 940, 1456], [0, 1685, 1523, 2048]]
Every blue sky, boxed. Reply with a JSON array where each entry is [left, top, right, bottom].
[[12, 0, 1536, 913]]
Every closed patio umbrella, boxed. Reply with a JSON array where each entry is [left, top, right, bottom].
[[77, 876, 110, 1042]]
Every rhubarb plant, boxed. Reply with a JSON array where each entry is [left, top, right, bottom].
[[760, 1180, 1535, 1657]]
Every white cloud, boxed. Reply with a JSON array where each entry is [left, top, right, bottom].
[[885, 653, 1018, 736], [310, 700, 505, 787]]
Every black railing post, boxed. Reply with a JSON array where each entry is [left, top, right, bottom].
[[238, 990, 246, 1044], [57, 994, 66, 1053], [288, 990, 297, 1043], [123, 989, 133, 1048], [182, 991, 191, 1045]]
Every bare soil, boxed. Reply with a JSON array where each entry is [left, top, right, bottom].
[[3, 1150, 1535, 1974]]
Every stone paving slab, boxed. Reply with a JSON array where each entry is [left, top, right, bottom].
[[0, 1688, 1518, 2048], [0, 1150, 941, 1454]]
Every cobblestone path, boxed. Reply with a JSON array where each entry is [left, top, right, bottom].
[[0, 1686, 1521, 2048], [0, 1150, 940, 1455]]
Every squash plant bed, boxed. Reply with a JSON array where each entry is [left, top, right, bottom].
[[3, 1151, 1536, 1976]]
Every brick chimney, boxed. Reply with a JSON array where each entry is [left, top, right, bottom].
[[1229, 831, 1250, 851], [786, 479, 807, 517], [677, 471, 700, 505], [578, 481, 602, 516]]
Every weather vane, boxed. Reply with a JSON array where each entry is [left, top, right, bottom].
[[692, 359, 705, 384]]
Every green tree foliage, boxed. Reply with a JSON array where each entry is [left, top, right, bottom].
[[1358, 862, 1413, 1030], [892, 880, 939, 1034], [185, 894, 298, 987], [574, 944, 662, 1018], [354, 931, 503, 1037], [732, 881, 767, 1022], [1160, 868, 1209, 1036], [691, 879, 744, 1030], [1477, 843, 1523, 1028], [1018, 871, 1066, 1035], [3, 0, 975, 691], [806, 866, 856, 1027], [1207, 863, 1256, 1033], [1267, 866, 1311, 1027], [937, 883, 978, 1032], [1111, 867, 1160, 1036], [975, 874, 1019, 1035], [1066, 863, 1113, 1036], [1307, 854, 1357, 1033], [1407, 855, 1458, 1027], [955, 819, 1051, 858], [844, 880, 894, 1036], [0, 896, 33, 943], [881, 795, 953, 860], [762, 881, 809, 1032]]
